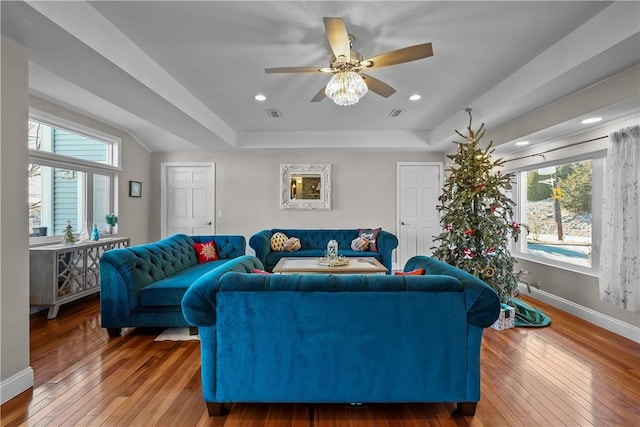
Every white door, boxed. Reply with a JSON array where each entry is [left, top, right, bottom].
[[396, 162, 442, 268], [161, 163, 215, 237]]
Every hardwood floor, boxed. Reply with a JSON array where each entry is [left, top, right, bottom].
[[2, 294, 639, 426]]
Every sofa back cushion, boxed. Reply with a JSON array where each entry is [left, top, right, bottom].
[[101, 234, 199, 294], [271, 229, 359, 251]]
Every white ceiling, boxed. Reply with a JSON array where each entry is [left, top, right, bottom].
[[2, 1, 639, 153]]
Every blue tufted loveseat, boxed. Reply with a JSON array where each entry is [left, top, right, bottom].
[[181, 254, 501, 416], [249, 228, 398, 274], [99, 233, 246, 337]]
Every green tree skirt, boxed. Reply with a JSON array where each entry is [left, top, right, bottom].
[[512, 298, 551, 327]]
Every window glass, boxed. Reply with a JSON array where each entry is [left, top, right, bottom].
[[92, 173, 110, 232], [519, 160, 592, 267], [29, 120, 110, 163], [29, 164, 86, 236]]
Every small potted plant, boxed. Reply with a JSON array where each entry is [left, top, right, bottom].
[[105, 213, 118, 234]]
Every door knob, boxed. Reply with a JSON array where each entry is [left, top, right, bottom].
[[207, 221, 212, 225], [401, 221, 408, 226]]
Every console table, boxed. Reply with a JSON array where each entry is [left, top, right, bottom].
[[30, 237, 130, 319]]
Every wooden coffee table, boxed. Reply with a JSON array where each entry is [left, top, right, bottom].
[[272, 257, 387, 275]]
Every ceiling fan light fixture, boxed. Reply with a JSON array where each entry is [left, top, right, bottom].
[[325, 71, 368, 106]]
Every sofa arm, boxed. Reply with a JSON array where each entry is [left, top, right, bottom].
[[404, 256, 500, 327], [249, 230, 273, 266], [99, 251, 140, 328], [181, 255, 264, 327], [376, 230, 399, 274]]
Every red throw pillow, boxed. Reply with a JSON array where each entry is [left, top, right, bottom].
[[193, 241, 219, 263], [357, 227, 382, 252], [253, 268, 272, 275], [394, 268, 425, 276]]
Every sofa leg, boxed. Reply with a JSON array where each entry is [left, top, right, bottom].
[[189, 326, 198, 336], [206, 402, 227, 416], [107, 328, 121, 337], [456, 402, 477, 416]]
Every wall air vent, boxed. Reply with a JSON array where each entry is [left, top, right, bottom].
[[388, 109, 403, 117], [266, 109, 281, 118]]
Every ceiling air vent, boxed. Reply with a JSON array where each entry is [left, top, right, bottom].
[[266, 109, 281, 118], [388, 109, 403, 117]]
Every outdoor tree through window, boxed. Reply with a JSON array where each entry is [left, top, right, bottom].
[[519, 159, 593, 268]]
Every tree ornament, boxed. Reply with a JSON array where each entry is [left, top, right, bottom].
[[62, 220, 75, 245], [483, 266, 496, 278]]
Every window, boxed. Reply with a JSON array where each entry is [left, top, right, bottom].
[[512, 155, 603, 271], [28, 115, 120, 240]]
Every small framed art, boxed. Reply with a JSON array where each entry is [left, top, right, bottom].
[[129, 181, 142, 198]]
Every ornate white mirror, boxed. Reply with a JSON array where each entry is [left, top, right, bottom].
[[280, 164, 332, 210]]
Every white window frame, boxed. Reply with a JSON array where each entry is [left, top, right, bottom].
[[506, 144, 606, 277], [28, 110, 122, 245]]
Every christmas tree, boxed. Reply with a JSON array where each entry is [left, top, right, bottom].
[[432, 108, 522, 304], [62, 220, 75, 245]]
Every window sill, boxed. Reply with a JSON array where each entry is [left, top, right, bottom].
[[514, 253, 599, 278]]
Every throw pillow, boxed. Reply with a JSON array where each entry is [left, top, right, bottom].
[[270, 232, 288, 251], [357, 227, 382, 252], [350, 237, 369, 251], [394, 268, 425, 276], [193, 241, 219, 263], [253, 268, 272, 275], [284, 237, 301, 251]]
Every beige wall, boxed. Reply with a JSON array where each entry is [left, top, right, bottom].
[[517, 259, 639, 329], [1, 36, 32, 403], [150, 150, 444, 257]]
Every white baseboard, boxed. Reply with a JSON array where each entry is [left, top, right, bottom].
[[519, 284, 640, 344], [0, 367, 34, 404]]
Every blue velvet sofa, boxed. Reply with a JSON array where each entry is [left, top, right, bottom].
[[99, 233, 246, 337], [249, 228, 398, 274], [181, 254, 501, 416]]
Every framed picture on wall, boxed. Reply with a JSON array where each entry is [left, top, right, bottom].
[[129, 181, 142, 198]]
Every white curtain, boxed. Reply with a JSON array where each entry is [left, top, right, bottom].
[[599, 125, 640, 312]]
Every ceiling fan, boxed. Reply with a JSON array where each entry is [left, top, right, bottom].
[[265, 17, 433, 106]]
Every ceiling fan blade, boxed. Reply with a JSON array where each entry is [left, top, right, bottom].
[[361, 74, 396, 98], [365, 43, 433, 69], [310, 87, 327, 103], [265, 67, 324, 74], [323, 17, 350, 60]]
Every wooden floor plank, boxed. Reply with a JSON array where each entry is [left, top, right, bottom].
[[2, 294, 639, 427]]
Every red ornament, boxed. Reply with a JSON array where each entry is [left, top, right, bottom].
[[462, 248, 474, 259], [465, 228, 474, 235]]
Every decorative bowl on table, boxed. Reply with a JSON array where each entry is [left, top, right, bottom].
[[316, 255, 350, 267]]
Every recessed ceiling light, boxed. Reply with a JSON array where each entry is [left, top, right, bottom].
[[515, 141, 530, 146], [254, 94, 267, 101], [408, 94, 422, 101], [581, 117, 602, 124]]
